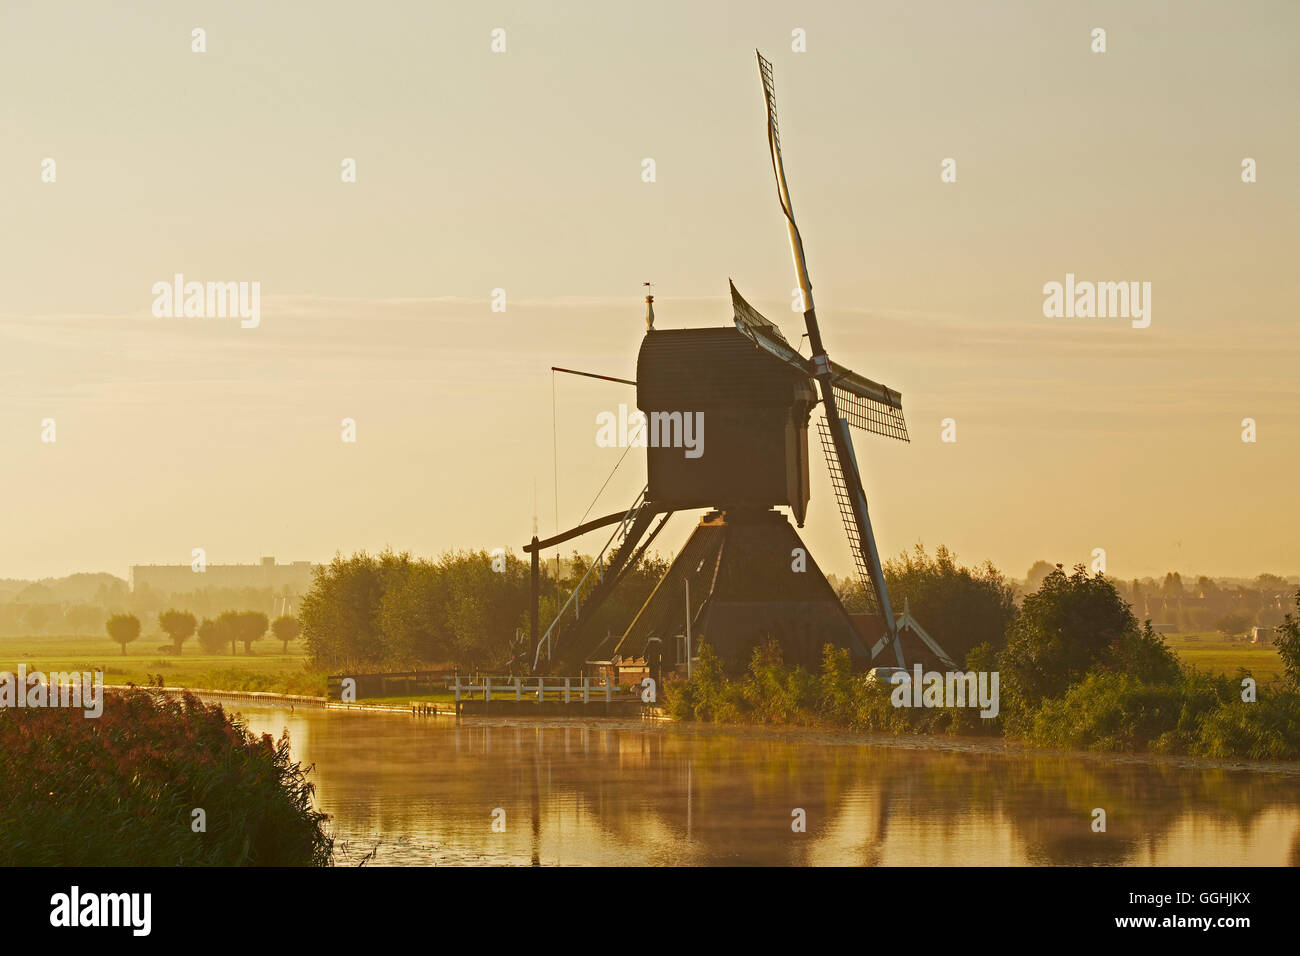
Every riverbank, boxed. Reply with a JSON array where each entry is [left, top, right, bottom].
[[104, 684, 456, 716]]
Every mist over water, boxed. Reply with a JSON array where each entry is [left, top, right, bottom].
[[236, 706, 1300, 866]]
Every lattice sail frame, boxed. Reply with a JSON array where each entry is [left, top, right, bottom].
[[757, 53, 789, 219], [831, 383, 910, 443]]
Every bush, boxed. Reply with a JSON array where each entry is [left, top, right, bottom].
[[1019, 669, 1300, 759], [666, 641, 1001, 736], [665, 643, 748, 723], [0, 689, 333, 865], [885, 544, 1018, 664], [1024, 673, 1197, 752], [1193, 692, 1300, 761], [1274, 590, 1300, 691], [666, 639, 1300, 761], [1000, 565, 1179, 715]]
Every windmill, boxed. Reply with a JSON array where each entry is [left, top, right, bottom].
[[523, 51, 954, 676]]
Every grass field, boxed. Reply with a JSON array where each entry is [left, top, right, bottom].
[[0, 633, 328, 696], [1, 630, 1286, 700], [1163, 632, 1285, 681]]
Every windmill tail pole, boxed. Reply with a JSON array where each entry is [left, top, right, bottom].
[[529, 536, 540, 673]]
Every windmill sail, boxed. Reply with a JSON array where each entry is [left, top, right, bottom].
[[758, 51, 815, 315], [730, 280, 813, 375], [829, 364, 910, 442], [755, 49, 906, 665]]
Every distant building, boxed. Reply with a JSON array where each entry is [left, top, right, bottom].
[[128, 556, 315, 595], [1251, 626, 1271, 644]]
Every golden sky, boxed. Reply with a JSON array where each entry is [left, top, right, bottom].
[[1, 0, 1297, 581]]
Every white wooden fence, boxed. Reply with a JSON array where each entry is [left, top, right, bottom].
[[452, 675, 623, 704]]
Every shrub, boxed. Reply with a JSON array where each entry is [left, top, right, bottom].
[[665, 643, 747, 723], [1193, 692, 1300, 761], [1025, 673, 1193, 753], [1273, 590, 1300, 691], [739, 640, 819, 725], [1019, 669, 1300, 759], [667, 641, 1001, 736], [1000, 565, 1179, 715], [0, 689, 333, 865]]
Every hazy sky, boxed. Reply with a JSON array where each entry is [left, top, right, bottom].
[[2, 0, 1297, 582]]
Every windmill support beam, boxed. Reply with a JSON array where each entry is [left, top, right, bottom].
[[524, 504, 672, 559], [525, 490, 674, 672], [603, 511, 674, 595], [525, 510, 630, 554], [545, 505, 660, 673]]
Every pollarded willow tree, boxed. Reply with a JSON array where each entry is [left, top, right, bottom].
[[158, 609, 197, 655], [105, 613, 141, 656]]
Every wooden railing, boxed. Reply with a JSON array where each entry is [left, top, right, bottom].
[[452, 675, 630, 704]]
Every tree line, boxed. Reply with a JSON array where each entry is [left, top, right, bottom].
[[297, 548, 670, 671], [104, 610, 300, 655], [0, 573, 305, 638]]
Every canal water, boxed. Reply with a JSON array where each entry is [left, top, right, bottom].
[[235, 704, 1300, 866]]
